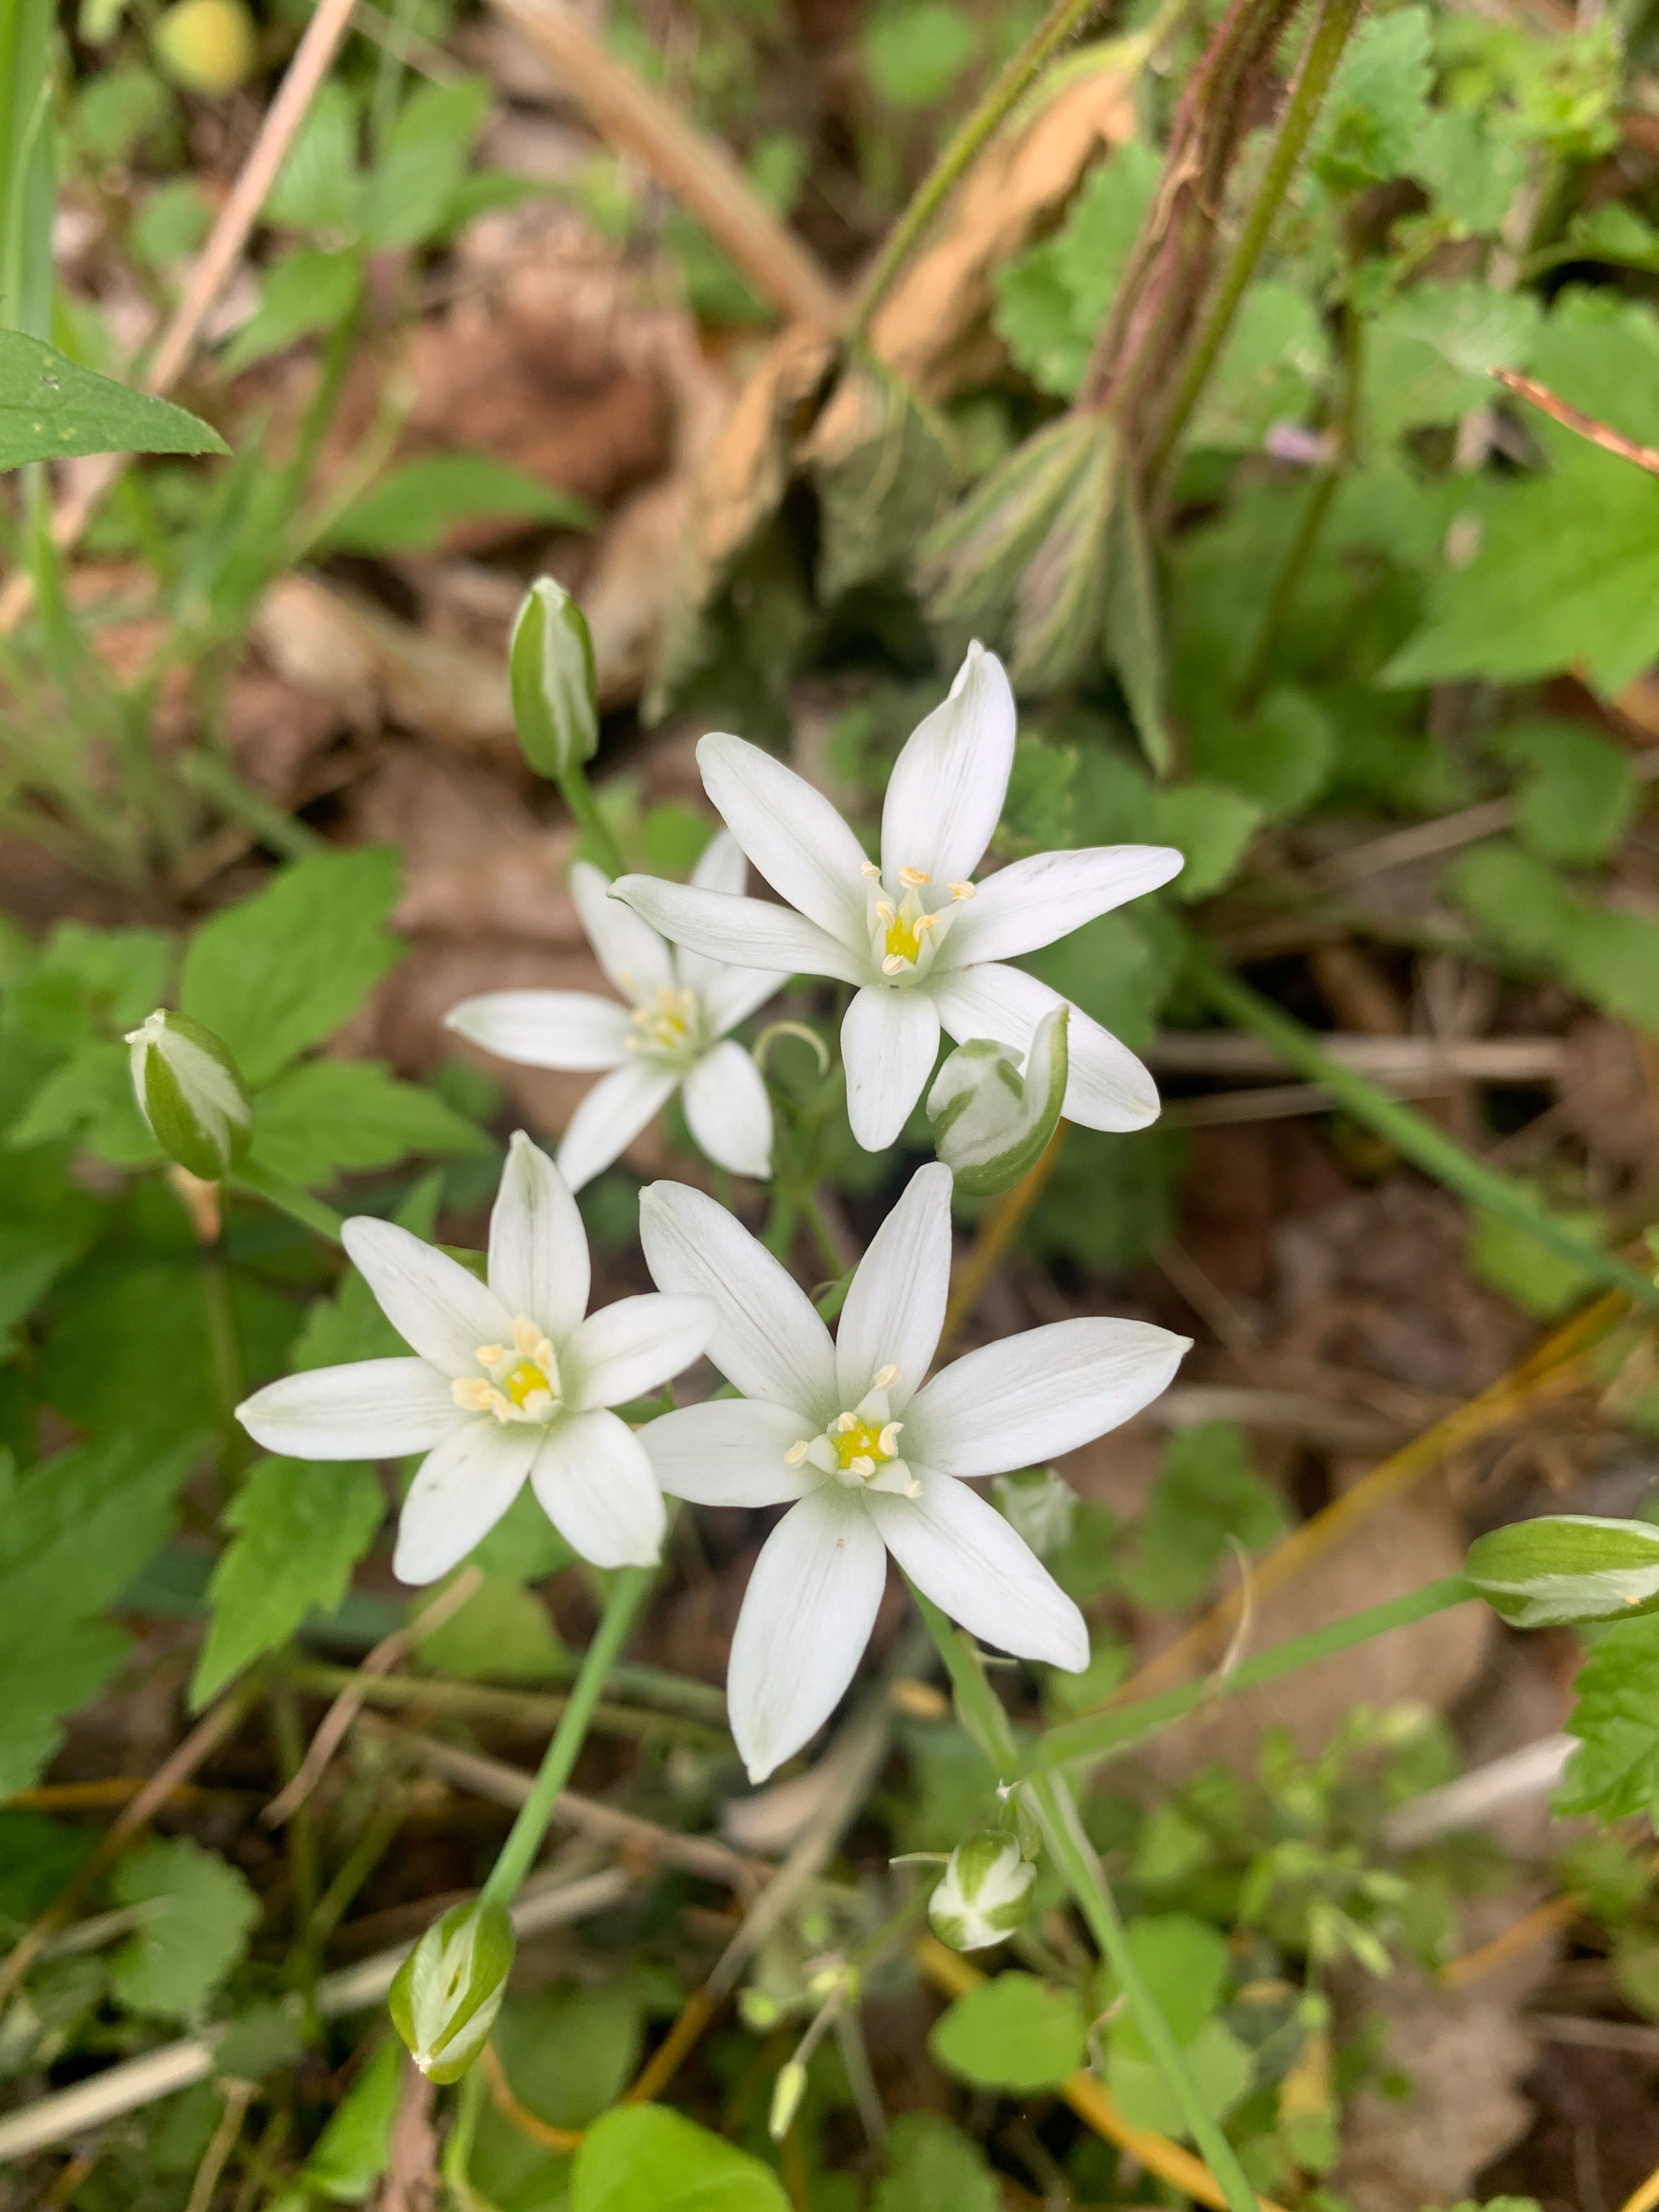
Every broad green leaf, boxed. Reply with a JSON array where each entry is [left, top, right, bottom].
[[246, 1058, 490, 1188], [180, 847, 404, 1085], [1488, 718, 1637, 866], [1187, 686, 1335, 819], [862, 1, 977, 108], [1150, 781, 1263, 900], [1189, 283, 1331, 452], [321, 452, 600, 557], [1025, 911, 1160, 1054], [1106, 2017, 1252, 2136], [871, 2112, 999, 2212], [0, 1615, 132, 1799], [7, 1039, 156, 1165], [1446, 842, 1659, 1032], [304, 2036, 403, 2202], [414, 1572, 566, 1682], [1555, 1613, 1659, 1824], [265, 81, 360, 233], [1311, 5, 1432, 188], [361, 78, 491, 249], [929, 1971, 1087, 2091], [1106, 1912, 1230, 2050], [110, 1836, 258, 2019], [1361, 282, 1539, 444], [192, 1458, 385, 1707], [220, 249, 363, 375], [32, 921, 174, 1028], [1409, 108, 1526, 235], [571, 2104, 788, 2212], [0, 331, 227, 472], [1130, 1421, 1288, 1609]]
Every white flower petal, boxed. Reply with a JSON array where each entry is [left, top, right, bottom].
[[904, 1317, 1189, 1477], [236, 1358, 464, 1459], [443, 991, 631, 1073], [639, 1181, 838, 1417], [571, 858, 673, 1000], [488, 1130, 590, 1342], [690, 825, 749, 898], [556, 1061, 680, 1193], [697, 733, 869, 946], [942, 845, 1186, 968], [682, 1041, 773, 1180], [640, 1397, 816, 1506], [342, 1217, 513, 1380], [567, 1292, 715, 1410], [842, 986, 939, 1152], [699, 961, 790, 1039], [834, 1160, 952, 1413], [531, 1408, 665, 1567], [615, 877, 866, 986], [881, 642, 1016, 891], [868, 1468, 1086, 1669], [393, 1420, 541, 1584], [928, 961, 1161, 1131], [727, 1486, 888, 1781]]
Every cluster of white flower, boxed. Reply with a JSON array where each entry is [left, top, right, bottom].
[[237, 642, 1190, 1784]]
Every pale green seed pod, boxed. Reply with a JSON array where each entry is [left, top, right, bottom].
[[387, 1899, 515, 2084], [125, 1009, 252, 1181], [1465, 1514, 1659, 1630], [928, 1832, 1036, 1954], [926, 1004, 1068, 1198], [509, 578, 599, 780], [768, 2059, 808, 2142]]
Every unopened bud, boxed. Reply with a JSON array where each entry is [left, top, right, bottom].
[[928, 1832, 1036, 1953], [509, 578, 598, 781], [153, 0, 257, 91], [1466, 1514, 1659, 1630], [992, 1466, 1077, 1559], [768, 2059, 807, 2142], [927, 1004, 1068, 1197], [387, 1899, 514, 2084], [125, 1009, 251, 1181]]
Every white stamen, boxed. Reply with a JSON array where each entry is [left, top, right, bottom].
[[835, 1410, 857, 1432], [849, 1455, 874, 1476], [899, 866, 930, 888], [785, 1440, 810, 1466], [878, 1421, 902, 1456], [860, 861, 882, 881], [882, 955, 908, 975], [949, 881, 975, 901], [873, 1363, 899, 1390], [476, 1344, 504, 1367]]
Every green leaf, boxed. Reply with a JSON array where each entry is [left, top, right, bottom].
[[0, 331, 227, 472], [992, 144, 1160, 399], [304, 2036, 403, 2203], [929, 1970, 1087, 2091], [1150, 781, 1263, 901], [265, 81, 361, 233], [1488, 718, 1637, 866], [7, 1040, 156, 1165], [1187, 686, 1334, 819], [180, 847, 404, 1085], [289, 1176, 444, 1373], [1024, 911, 1160, 1055], [219, 250, 363, 375], [571, 2104, 789, 2212], [1361, 281, 1539, 444], [1555, 1613, 1659, 1824], [192, 1458, 385, 1707], [1467, 1197, 1609, 1321], [413, 1571, 566, 1681], [1311, 5, 1432, 188], [247, 1058, 489, 1188], [1130, 1420, 1288, 1609], [1107, 1912, 1229, 2049], [862, 1, 977, 108], [871, 2112, 1000, 2212], [1409, 108, 1526, 236], [110, 1836, 258, 2019], [1107, 2017, 1252, 2136], [322, 452, 600, 557], [1445, 841, 1659, 1032], [0, 1810, 98, 1933], [362, 78, 491, 250], [1189, 283, 1331, 452]]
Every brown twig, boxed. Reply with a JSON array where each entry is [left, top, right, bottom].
[[183, 2079, 255, 2212], [1492, 366, 1659, 479], [263, 1567, 484, 1826], [936, 1120, 1069, 1359], [379, 2058, 438, 2212], [478, 2041, 583, 2154]]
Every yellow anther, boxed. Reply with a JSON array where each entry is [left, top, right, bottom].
[[899, 866, 930, 888], [950, 881, 975, 901], [785, 1439, 810, 1466], [873, 1363, 899, 1390]]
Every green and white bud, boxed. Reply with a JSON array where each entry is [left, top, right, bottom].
[[992, 1466, 1077, 1559], [768, 2059, 808, 2142], [387, 1899, 515, 2084], [509, 578, 599, 781], [125, 1009, 251, 1181], [926, 1005, 1068, 1197], [928, 1831, 1036, 1953], [1465, 1514, 1659, 1630]]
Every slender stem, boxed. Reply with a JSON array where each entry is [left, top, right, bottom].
[[938, 1121, 1068, 1358], [232, 1164, 347, 1245], [1147, 0, 1365, 488], [1029, 1575, 1474, 1771], [1184, 938, 1659, 1314], [557, 757, 628, 881], [478, 1567, 652, 1906], [200, 1239, 244, 1438], [910, 1589, 1260, 2212]]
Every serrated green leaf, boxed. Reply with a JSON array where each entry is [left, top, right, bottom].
[[1362, 281, 1539, 444], [1487, 718, 1637, 866], [322, 452, 600, 557], [289, 1176, 444, 1373], [571, 2104, 788, 2212], [1311, 5, 1432, 188], [0, 331, 227, 472], [246, 1058, 490, 1188], [1445, 841, 1659, 1031], [1150, 781, 1262, 900], [992, 143, 1160, 399], [1190, 283, 1331, 452], [219, 249, 363, 376], [0, 1811, 98, 1933], [180, 847, 404, 1086], [1409, 108, 1526, 235], [110, 1836, 258, 2019], [1555, 1613, 1659, 1824], [362, 78, 490, 250], [929, 1971, 1086, 2090], [1187, 687, 1334, 818], [193, 1458, 385, 1707]]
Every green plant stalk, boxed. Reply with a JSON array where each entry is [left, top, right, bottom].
[[1029, 1574, 1473, 1771], [557, 755, 628, 880], [0, 0, 54, 342], [478, 1566, 653, 1906], [1184, 938, 1659, 1314], [1148, 0, 1365, 486], [910, 1587, 1261, 2212], [233, 1163, 348, 1246]]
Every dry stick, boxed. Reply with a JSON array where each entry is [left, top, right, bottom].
[[0, 0, 364, 637], [263, 1566, 484, 1826], [936, 1120, 1069, 1358], [183, 2078, 254, 2212], [486, 0, 842, 330], [914, 1938, 1292, 2212], [0, 1676, 261, 2013], [1492, 366, 1659, 479]]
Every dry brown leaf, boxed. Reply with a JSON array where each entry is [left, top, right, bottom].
[[1557, 1016, 1659, 1172], [225, 669, 349, 804]]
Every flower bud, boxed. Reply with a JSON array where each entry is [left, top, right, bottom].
[[992, 1466, 1077, 1558], [153, 0, 257, 91], [768, 2059, 807, 2142], [387, 1899, 514, 2084], [926, 1005, 1068, 1197], [509, 578, 599, 781], [1465, 1514, 1659, 1630], [125, 1009, 252, 1181], [928, 1832, 1036, 1953]]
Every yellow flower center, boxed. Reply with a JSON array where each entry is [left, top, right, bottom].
[[833, 1414, 894, 1472], [861, 862, 975, 985], [453, 1315, 562, 1426], [625, 984, 704, 1065], [785, 1366, 919, 1494]]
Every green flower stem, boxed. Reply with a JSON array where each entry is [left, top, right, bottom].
[[557, 757, 628, 881], [847, 0, 1195, 345], [1028, 1574, 1474, 1772], [478, 1566, 653, 1908], [909, 1587, 1261, 2212], [1147, 0, 1364, 487], [232, 1163, 347, 1246], [1184, 937, 1659, 1316]]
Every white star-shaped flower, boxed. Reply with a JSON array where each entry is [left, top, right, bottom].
[[637, 1163, 1188, 1780], [444, 832, 786, 1190], [237, 1133, 714, 1582], [612, 645, 1184, 1152]]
